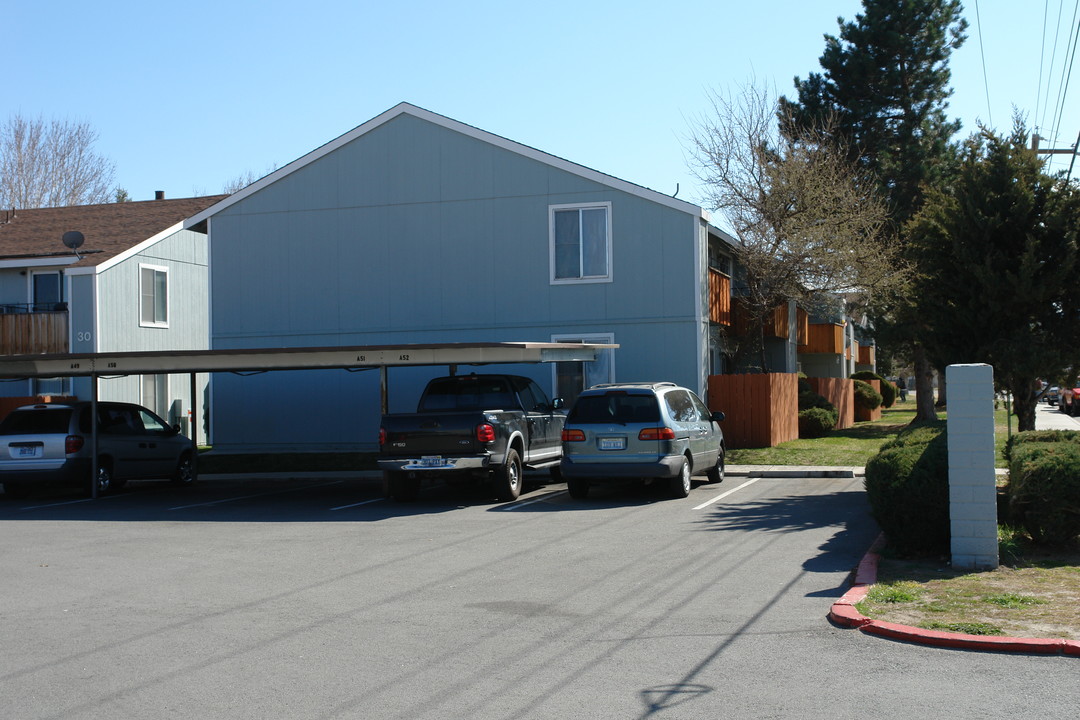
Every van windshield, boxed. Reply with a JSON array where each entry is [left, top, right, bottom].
[[0, 408, 74, 435], [568, 394, 660, 424]]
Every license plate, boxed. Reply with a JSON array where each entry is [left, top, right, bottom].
[[418, 456, 449, 467], [598, 437, 626, 451], [17, 445, 40, 458]]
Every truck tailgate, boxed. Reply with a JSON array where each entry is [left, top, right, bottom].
[[380, 412, 484, 456]]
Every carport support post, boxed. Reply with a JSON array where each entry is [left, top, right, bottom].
[[91, 373, 99, 500], [380, 366, 388, 416], [189, 372, 198, 476], [947, 363, 999, 570]]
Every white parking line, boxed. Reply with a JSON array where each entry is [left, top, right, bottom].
[[168, 481, 343, 510], [496, 490, 568, 510], [693, 477, 761, 510], [330, 498, 385, 511], [21, 494, 123, 511]]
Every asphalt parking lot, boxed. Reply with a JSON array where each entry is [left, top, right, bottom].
[[3, 473, 1079, 719]]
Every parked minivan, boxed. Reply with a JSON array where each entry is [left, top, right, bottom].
[[560, 382, 725, 499], [0, 402, 195, 498]]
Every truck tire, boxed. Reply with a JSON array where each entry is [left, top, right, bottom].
[[494, 448, 522, 501], [386, 471, 419, 502]]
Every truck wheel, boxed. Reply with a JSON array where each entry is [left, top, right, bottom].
[[386, 471, 419, 502], [567, 477, 589, 499], [706, 448, 725, 484], [668, 457, 691, 498], [494, 449, 522, 501]]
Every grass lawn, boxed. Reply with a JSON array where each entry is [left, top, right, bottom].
[[726, 400, 1018, 468]]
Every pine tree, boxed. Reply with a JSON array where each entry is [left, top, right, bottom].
[[779, 0, 968, 421], [908, 123, 1080, 431]]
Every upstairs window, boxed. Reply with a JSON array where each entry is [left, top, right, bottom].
[[550, 203, 612, 283], [140, 264, 168, 328]]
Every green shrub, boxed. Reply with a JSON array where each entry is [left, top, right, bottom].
[[1003, 429, 1080, 464], [852, 371, 896, 408], [853, 379, 883, 411], [1008, 441, 1080, 546], [799, 407, 837, 438], [864, 421, 949, 556]]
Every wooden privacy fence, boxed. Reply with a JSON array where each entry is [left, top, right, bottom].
[[0, 312, 68, 355], [707, 373, 798, 449], [808, 377, 854, 430]]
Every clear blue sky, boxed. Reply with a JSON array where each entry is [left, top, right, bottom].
[[7, 1, 1078, 209]]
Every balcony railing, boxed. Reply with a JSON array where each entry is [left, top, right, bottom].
[[0, 310, 69, 355]]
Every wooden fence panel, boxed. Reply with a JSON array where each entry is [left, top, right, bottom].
[[0, 312, 68, 355], [808, 377, 854, 429], [707, 373, 798, 449]]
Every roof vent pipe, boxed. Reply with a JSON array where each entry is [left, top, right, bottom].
[[155, 191, 165, 200]]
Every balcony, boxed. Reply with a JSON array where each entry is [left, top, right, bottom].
[[0, 305, 69, 355], [708, 269, 731, 325]]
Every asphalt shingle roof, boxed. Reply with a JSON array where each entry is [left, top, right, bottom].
[[0, 196, 228, 268]]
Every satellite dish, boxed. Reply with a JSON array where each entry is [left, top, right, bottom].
[[62, 231, 85, 250], [62, 231, 85, 260]]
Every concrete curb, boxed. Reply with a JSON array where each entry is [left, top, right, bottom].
[[830, 534, 1080, 656]]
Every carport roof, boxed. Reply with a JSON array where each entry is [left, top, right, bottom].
[[0, 341, 616, 378]]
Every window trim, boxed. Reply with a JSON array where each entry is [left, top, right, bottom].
[[139, 263, 169, 328], [549, 202, 613, 285]]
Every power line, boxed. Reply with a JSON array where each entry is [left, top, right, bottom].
[[1049, 0, 1080, 146], [1036, 0, 1049, 123], [975, 0, 993, 127], [1040, 0, 1067, 132]]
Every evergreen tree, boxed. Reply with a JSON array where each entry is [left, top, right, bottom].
[[908, 122, 1080, 431], [779, 0, 968, 421]]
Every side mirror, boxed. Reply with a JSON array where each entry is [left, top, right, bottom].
[[553, 398, 565, 410], [711, 411, 725, 423]]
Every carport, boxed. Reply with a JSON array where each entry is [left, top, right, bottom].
[[0, 341, 615, 498]]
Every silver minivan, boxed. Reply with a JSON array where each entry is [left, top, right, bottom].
[[560, 382, 725, 499], [0, 402, 195, 498]]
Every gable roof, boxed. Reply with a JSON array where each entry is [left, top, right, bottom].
[[185, 102, 708, 227], [0, 195, 228, 271]]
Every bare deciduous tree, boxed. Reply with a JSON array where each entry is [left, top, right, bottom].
[[687, 82, 905, 370], [0, 113, 116, 208]]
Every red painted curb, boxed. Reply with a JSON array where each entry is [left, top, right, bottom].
[[834, 534, 1078, 656]]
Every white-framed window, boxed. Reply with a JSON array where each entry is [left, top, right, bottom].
[[139, 264, 169, 328], [141, 374, 168, 418], [550, 202, 612, 284], [551, 333, 615, 406], [31, 271, 63, 311]]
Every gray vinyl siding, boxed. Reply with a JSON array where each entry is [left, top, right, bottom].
[[208, 113, 705, 451]]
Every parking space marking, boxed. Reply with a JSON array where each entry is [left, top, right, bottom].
[[495, 490, 568, 510], [330, 498, 384, 511], [21, 494, 124, 511], [168, 481, 344, 510], [693, 477, 761, 510]]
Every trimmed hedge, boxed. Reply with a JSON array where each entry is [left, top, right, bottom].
[[1008, 437, 1080, 546], [853, 379, 883, 412], [797, 377, 838, 436], [852, 370, 896, 409], [1003, 429, 1080, 464], [799, 407, 836, 438], [864, 421, 950, 556]]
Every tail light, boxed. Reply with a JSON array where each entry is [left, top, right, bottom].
[[476, 423, 496, 443], [378, 428, 387, 447], [562, 429, 586, 442], [638, 427, 676, 441], [65, 435, 85, 454]]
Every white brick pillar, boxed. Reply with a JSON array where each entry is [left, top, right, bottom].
[[947, 363, 999, 570]]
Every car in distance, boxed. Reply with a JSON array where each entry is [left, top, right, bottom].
[[0, 401, 195, 498], [559, 382, 725, 499]]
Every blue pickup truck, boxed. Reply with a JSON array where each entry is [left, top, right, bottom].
[[377, 374, 565, 502]]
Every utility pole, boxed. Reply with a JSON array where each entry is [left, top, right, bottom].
[[1031, 132, 1080, 180]]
